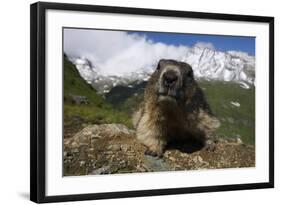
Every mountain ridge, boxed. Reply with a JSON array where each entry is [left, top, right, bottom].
[[68, 45, 255, 93]]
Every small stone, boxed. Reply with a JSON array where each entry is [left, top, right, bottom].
[[179, 152, 189, 157], [108, 144, 121, 151], [91, 134, 100, 139], [106, 151, 113, 155], [193, 156, 203, 163], [79, 161, 86, 166], [142, 164, 151, 172], [205, 140, 216, 151], [136, 165, 146, 172], [235, 135, 243, 144], [227, 137, 236, 143], [88, 154, 94, 158], [90, 165, 111, 175], [165, 150, 172, 155], [121, 144, 130, 152], [202, 161, 209, 166], [64, 139, 70, 146], [71, 141, 78, 147], [72, 148, 79, 153], [169, 156, 176, 162]]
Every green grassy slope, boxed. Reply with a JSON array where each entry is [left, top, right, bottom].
[[199, 80, 255, 145], [105, 82, 146, 115], [63, 57, 132, 128]]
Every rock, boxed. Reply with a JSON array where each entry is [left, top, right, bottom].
[[235, 135, 243, 144], [143, 155, 171, 172], [65, 124, 135, 148], [204, 139, 216, 152], [108, 144, 121, 151], [215, 138, 228, 143], [169, 156, 176, 162], [225, 135, 244, 145], [121, 144, 130, 152], [90, 166, 111, 175], [64, 123, 255, 176], [72, 148, 79, 153], [193, 156, 203, 163], [71, 141, 78, 147], [79, 161, 86, 167]]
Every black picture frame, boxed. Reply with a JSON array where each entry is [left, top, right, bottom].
[[30, 1, 274, 203]]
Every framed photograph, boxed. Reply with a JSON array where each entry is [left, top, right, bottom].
[[30, 2, 274, 203]]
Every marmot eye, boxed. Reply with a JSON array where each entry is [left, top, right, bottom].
[[186, 71, 193, 78]]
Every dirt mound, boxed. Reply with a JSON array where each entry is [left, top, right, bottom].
[[64, 124, 255, 176]]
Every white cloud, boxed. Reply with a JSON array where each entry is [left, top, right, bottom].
[[63, 29, 214, 76]]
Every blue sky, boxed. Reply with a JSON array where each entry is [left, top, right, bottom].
[[129, 31, 255, 56]]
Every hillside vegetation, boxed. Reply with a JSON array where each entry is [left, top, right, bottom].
[[63, 57, 132, 130], [199, 80, 255, 145]]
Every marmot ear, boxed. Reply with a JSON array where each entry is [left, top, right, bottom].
[[156, 59, 166, 70], [181, 63, 194, 78]]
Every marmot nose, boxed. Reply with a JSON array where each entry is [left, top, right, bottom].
[[163, 71, 178, 87]]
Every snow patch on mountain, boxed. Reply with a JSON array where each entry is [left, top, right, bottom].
[[231, 101, 241, 107], [69, 57, 97, 84], [239, 82, 250, 89]]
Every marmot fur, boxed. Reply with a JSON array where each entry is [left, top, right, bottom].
[[133, 59, 220, 157]]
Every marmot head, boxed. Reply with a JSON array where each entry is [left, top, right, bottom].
[[154, 59, 195, 103]]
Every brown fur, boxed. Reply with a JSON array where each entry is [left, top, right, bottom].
[[133, 59, 220, 156]]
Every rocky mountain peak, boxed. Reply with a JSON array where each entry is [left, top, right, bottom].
[[68, 45, 255, 93]]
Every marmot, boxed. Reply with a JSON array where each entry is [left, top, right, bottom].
[[133, 59, 220, 157]]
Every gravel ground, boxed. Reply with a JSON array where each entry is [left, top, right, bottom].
[[63, 124, 255, 176]]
